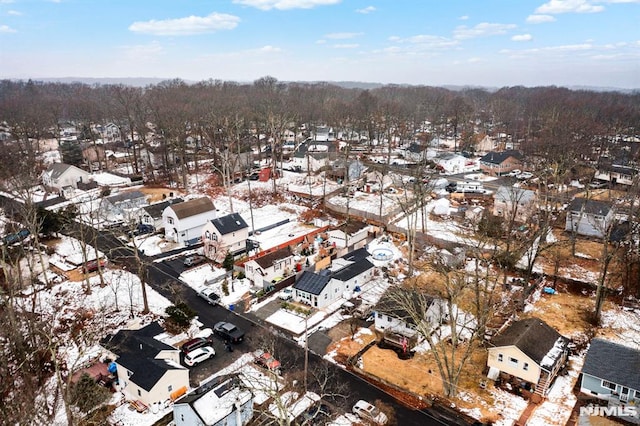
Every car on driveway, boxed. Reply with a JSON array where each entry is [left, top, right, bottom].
[[83, 259, 107, 274], [181, 336, 213, 354], [517, 171, 533, 180], [279, 287, 293, 301], [184, 255, 206, 267], [300, 402, 332, 424], [213, 321, 245, 343], [198, 288, 220, 305], [352, 400, 388, 425], [184, 346, 215, 367]]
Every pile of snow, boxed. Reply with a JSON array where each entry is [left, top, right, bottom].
[[91, 172, 131, 187]]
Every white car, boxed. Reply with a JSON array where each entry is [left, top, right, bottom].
[[279, 288, 293, 301], [352, 400, 388, 425], [198, 288, 220, 305], [518, 171, 533, 180], [184, 346, 215, 367], [506, 169, 521, 177]]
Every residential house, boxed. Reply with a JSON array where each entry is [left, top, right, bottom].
[[202, 213, 249, 262], [580, 339, 640, 412], [101, 322, 189, 407], [163, 197, 217, 246], [373, 288, 449, 351], [99, 190, 148, 224], [433, 152, 473, 174], [290, 140, 337, 173], [173, 375, 253, 426], [244, 247, 295, 288], [140, 198, 184, 230], [479, 150, 523, 176], [313, 125, 335, 142], [293, 249, 374, 309], [487, 317, 569, 397], [42, 163, 90, 193], [327, 220, 371, 256], [594, 164, 638, 186], [403, 143, 432, 163], [328, 158, 367, 182], [565, 198, 614, 239], [493, 186, 537, 223]]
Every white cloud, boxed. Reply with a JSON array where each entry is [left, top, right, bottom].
[[535, 0, 604, 14], [324, 32, 362, 39], [0, 24, 16, 33], [512, 34, 533, 42], [459, 15, 469, 20], [391, 34, 460, 49], [129, 13, 240, 36], [257, 45, 282, 53], [526, 14, 556, 23], [7, 10, 22, 15], [356, 6, 376, 14], [232, 0, 340, 11], [453, 22, 517, 40], [332, 43, 359, 49]]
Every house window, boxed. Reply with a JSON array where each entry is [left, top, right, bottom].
[[168, 217, 174, 224], [497, 354, 503, 362], [168, 385, 173, 392], [602, 380, 617, 391], [137, 389, 142, 397], [324, 293, 328, 299], [509, 357, 518, 366], [523, 363, 529, 371]]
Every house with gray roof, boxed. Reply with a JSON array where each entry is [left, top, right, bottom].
[[479, 150, 523, 176], [101, 322, 188, 407], [293, 250, 375, 309], [290, 139, 338, 173], [98, 190, 148, 224], [41, 162, 90, 193], [487, 317, 569, 397], [565, 198, 614, 239], [580, 339, 640, 411], [202, 213, 249, 262], [162, 197, 217, 246], [140, 198, 184, 230], [173, 375, 253, 426], [493, 186, 537, 223]]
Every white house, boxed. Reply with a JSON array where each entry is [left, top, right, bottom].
[[162, 197, 217, 246], [140, 198, 184, 230], [327, 221, 371, 256], [374, 289, 448, 339], [433, 153, 472, 174], [42, 163, 90, 193], [290, 140, 337, 173], [493, 186, 537, 223], [98, 190, 148, 224], [173, 375, 253, 426], [565, 198, 614, 239], [293, 249, 374, 309], [243, 247, 295, 288], [101, 322, 189, 407], [202, 213, 249, 262]]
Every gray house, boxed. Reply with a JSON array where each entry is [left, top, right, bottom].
[[99, 190, 148, 224], [173, 375, 253, 426], [565, 198, 614, 239], [580, 339, 640, 409]]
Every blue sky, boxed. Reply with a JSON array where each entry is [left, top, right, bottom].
[[1, 0, 639, 88]]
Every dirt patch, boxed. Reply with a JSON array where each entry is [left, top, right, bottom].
[[138, 187, 183, 203], [326, 326, 375, 359]]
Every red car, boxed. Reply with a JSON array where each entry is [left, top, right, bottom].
[[254, 350, 281, 372], [83, 259, 107, 273]]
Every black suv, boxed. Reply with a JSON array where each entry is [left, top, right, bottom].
[[213, 321, 245, 343]]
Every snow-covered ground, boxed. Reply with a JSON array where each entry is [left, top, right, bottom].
[[179, 265, 252, 308]]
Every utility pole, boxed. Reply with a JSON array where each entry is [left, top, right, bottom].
[[304, 315, 309, 392]]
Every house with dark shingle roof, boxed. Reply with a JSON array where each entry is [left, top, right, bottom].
[[41, 162, 90, 193], [98, 190, 148, 223], [487, 317, 569, 397], [565, 197, 614, 239], [580, 339, 640, 407], [202, 213, 249, 262], [162, 197, 217, 245], [140, 198, 184, 230], [292, 249, 375, 309], [244, 247, 295, 288], [290, 139, 338, 173], [101, 322, 188, 406], [479, 150, 523, 176]]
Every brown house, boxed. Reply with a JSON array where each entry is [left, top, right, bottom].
[[479, 150, 523, 176]]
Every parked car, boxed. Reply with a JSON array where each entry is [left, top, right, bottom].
[[198, 288, 220, 305], [352, 400, 388, 425], [184, 255, 206, 267], [213, 321, 245, 343], [589, 180, 607, 189], [181, 336, 213, 354], [184, 346, 215, 367], [254, 349, 281, 372], [445, 182, 457, 193], [517, 171, 534, 180], [83, 259, 107, 274], [300, 402, 332, 424], [129, 223, 154, 237], [279, 287, 293, 301], [506, 169, 522, 177]]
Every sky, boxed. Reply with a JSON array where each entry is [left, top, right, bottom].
[[1, 0, 639, 89]]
